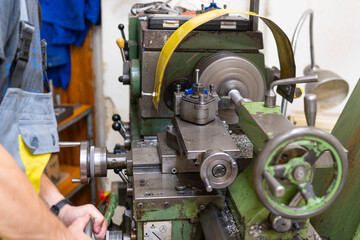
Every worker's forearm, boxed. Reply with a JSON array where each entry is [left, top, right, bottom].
[[39, 172, 65, 208], [0, 145, 75, 240]]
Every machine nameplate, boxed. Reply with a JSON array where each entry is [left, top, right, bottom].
[[143, 221, 172, 240]]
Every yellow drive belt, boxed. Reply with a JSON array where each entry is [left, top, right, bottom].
[[152, 9, 295, 110]]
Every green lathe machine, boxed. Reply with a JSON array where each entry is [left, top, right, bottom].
[[69, 1, 360, 239]]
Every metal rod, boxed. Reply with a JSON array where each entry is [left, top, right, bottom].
[[270, 74, 318, 90], [59, 141, 81, 148], [120, 49, 126, 62], [281, 98, 288, 116], [117, 170, 129, 184], [249, 0, 260, 31], [291, 9, 315, 69], [195, 69, 199, 83], [282, 9, 316, 115]]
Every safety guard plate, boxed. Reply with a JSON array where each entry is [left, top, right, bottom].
[[143, 221, 172, 240]]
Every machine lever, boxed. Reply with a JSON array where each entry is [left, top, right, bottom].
[[118, 24, 126, 41], [304, 94, 317, 127], [114, 169, 129, 183], [265, 75, 318, 108], [116, 38, 126, 62], [112, 114, 130, 141]]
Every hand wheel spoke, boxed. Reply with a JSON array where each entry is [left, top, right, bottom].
[[297, 181, 317, 202], [314, 150, 334, 168], [304, 144, 329, 165], [267, 164, 289, 178]]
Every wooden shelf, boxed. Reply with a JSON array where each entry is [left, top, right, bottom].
[[57, 104, 92, 132], [57, 165, 84, 198], [289, 110, 339, 133]]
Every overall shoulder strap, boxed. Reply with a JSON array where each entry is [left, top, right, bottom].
[[8, 0, 34, 88], [20, 0, 29, 22]]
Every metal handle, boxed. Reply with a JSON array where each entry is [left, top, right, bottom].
[[59, 141, 81, 148], [112, 114, 130, 141], [118, 24, 126, 41], [84, 218, 97, 240], [270, 75, 318, 90], [304, 94, 317, 127], [265, 75, 318, 108], [263, 171, 285, 197]]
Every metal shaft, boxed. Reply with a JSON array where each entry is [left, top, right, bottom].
[[107, 154, 127, 169], [249, 0, 260, 31], [228, 89, 244, 105], [195, 69, 200, 83], [59, 141, 81, 147]]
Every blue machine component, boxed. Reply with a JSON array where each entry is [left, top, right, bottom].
[[185, 88, 192, 95], [205, 2, 221, 10]]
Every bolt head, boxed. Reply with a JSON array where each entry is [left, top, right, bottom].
[[293, 166, 309, 181], [198, 204, 206, 211], [212, 164, 226, 178]]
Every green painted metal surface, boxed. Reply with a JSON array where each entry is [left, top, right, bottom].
[[237, 102, 283, 152], [353, 223, 360, 240], [242, 102, 281, 115], [130, 102, 141, 140], [128, 17, 138, 60], [228, 164, 308, 239], [134, 197, 224, 221], [178, 31, 263, 50], [140, 118, 171, 136], [311, 80, 360, 239], [130, 59, 141, 99]]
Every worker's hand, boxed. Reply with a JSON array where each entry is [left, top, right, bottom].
[[67, 214, 93, 240], [59, 204, 108, 240]]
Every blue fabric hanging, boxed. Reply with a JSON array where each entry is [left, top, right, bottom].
[[39, 0, 101, 89]]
